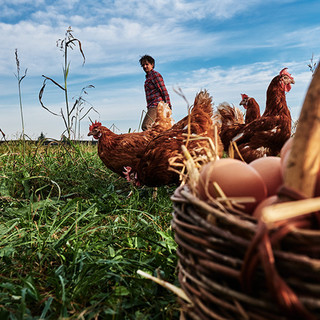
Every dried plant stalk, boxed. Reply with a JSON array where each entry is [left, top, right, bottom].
[[137, 270, 192, 303], [169, 134, 219, 191]]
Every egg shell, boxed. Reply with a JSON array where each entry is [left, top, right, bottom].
[[281, 149, 291, 178], [280, 137, 294, 162], [197, 158, 267, 214], [252, 195, 278, 219], [249, 157, 283, 197]]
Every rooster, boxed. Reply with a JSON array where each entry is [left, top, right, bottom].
[[88, 101, 173, 178], [124, 90, 223, 187], [228, 68, 295, 162], [240, 94, 261, 124]]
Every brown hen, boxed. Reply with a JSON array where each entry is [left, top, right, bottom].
[[230, 68, 295, 162], [240, 94, 261, 124], [88, 101, 173, 178], [217, 94, 262, 152]]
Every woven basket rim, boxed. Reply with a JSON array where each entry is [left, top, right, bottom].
[[172, 184, 320, 320]]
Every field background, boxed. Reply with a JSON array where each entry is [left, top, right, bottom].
[[0, 140, 179, 319]]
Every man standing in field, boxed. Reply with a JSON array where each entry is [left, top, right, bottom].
[[139, 55, 172, 131]]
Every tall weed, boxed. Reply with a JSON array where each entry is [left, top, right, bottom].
[[39, 27, 98, 140]]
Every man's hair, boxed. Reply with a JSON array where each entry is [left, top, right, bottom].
[[139, 55, 155, 67]]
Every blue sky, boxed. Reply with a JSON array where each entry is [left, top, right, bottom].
[[0, 0, 319, 140]]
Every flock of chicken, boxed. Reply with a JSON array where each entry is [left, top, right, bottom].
[[88, 68, 295, 187]]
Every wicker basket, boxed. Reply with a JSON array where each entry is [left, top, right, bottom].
[[171, 66, 320, 320], [172, 184, 320, 320]]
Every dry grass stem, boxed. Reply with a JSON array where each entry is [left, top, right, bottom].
[[212, 182, 233, 209], [137, 270, 192, 303], [181, 145, 200, 192], [182, 133, 219, 160], [228, 141, 245, 161], [169, 135, 220, 193], [216, 197, 256, 203]]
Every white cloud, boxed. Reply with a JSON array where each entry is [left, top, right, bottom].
[[0, 0, 264, 25], [1, 0, 45, 4], [1, 0, 318, 79]]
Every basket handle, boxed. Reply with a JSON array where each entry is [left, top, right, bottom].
[[284, 64, 320, 198]]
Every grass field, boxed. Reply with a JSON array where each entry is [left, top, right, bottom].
[[0, 140, 179, 319]]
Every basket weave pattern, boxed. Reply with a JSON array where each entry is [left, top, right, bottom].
[[171, 185, 320, 320]]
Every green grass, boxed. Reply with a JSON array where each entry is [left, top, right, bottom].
[[0, 140, 179, 319]]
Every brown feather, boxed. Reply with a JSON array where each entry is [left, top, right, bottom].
[[233, 72, 294, 162], [133, 90, 223, 187], [242, 97, 261, 124], [88, 102, 173, 177]]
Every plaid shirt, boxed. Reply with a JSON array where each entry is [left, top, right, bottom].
[[144, 69, 171, 109]]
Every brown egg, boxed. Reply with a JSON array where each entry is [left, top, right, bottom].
[[249, 157, 283, 197], [198, 158, 267, 214], [280, 149, 291, 178], [252, 195, 278, 219], [280, 137, 293, 163]]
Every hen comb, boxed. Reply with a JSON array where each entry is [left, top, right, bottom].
[[280, 68, 294, 80], [241, 94, 249, 100], [89, 120, 102, 131]]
